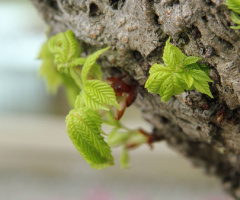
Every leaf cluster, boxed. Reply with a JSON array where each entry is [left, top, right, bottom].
[[226, 0, 240, 29], [145, 38, 213, 102], [39, 30, 151, 170]]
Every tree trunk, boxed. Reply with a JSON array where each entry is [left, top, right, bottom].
[[31, 0, 240, 198]]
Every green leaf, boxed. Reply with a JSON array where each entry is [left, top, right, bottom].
[[183, 56, 202, 67], [189, 69, 213, 82], [145, 71, 171, 93], [83, 80, 120, 111], [66, 108, 114, 169], [69, 68, 83, 89], [89, 63, 103, 80], [160, 74, 185, 102], [61, 73, 81, 107], [103, 112, 120, 127], [38, 42, 63, 94], [182, 72, 194, 88], [69, 57, 87, 68], [193, 79, 213, 98], [120, 146, 129, 169], [81, 47, 110, 84], [162, 38, 172, 68], [231, 11, 240, 24], [226, 0, 240, 14], [107, 129, 129, 147], [48, 30, 82, 69], [74, 92, 85, 109], [163, 37, 185, 71]]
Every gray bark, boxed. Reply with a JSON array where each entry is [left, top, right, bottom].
[[31, 0, 240, 198]]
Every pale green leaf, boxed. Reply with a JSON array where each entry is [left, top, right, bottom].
[[231, 11, 240, 24], [183, 56, 202, 67], [231, 25, 240, 29], [160, 75, 185, 102], [48, 30, 82, 69], [163, 37, 185, 70], [69, 68, 83, 89], [171, 45, 185, 69], [120, 146, 129, 169], [39, 43, 63, 94], [103, 112, 120, 127], [61, 73, 80, 107], [66, 108, 114, 169], [189, 69, 213, 82], [107, 129, 129, 147], [226, 0, 240, 14], [193, 79, 213, 98], [69, 57, 87, 68], [89, 63, 103, 80], [149, 63, 170, 74], [83, 80, 120, 111], [145, 72, 171, 93], [74, 92, 85, 109], [162, 37, 172, 67], [182, 72, 194, 88], [81, 47, 110, 84]]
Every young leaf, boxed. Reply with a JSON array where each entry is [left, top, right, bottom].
[[61, 73, 81, 107], [226, 0, 240, 14], [182, 73, 194, 88], [145, 37, 213, 102], [66, 108, 114, 169], [81, 47, 110, 84], [145, 72, 171, 94], [189, 69, 213, 82], [39, 42, 63, 94], [230, 11, 240, 29], [193, 79, 213, 98], [163, 38, 185, 70], [183, 56, 202, 67], [160, 74, 185, 102], [120, 146, 129, 169], [83, 80, 120, 111], [48, 30, 82, 69]]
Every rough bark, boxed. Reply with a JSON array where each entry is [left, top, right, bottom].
[[31, 0, 240, 198]]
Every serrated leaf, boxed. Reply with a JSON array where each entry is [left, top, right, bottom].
[[183, 56, 202, 67], [231, 25, 240, 29], [69, 68, 83, 89], [189, 69, 213, 82], [66, 108, 114, 169], [160, 74, 185, 102], [120, 146, 129, 169], [163, 37, 185, 70], [145, 72, 171, 93], [231, 11, 240, 24], [38, 43, 63, 94], [162, 37, 172, 67], [83, 80, 120, 111], [149, 63, 171, 74], [74, 92, 85, 109], [61, 73, 81, 107], [48, 30, 82, 69], [193, 79, 213, 98], [182, 72, 194, 88], [81, 47, 110, 84], [226, 0, 240, 14], [89, 63, 103, 80], [69, 57, 87, 68]]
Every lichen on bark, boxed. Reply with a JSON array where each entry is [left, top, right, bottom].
[[31, 0, 240, 198]]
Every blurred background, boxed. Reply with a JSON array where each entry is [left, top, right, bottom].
[[0, 0, 232, 199]]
